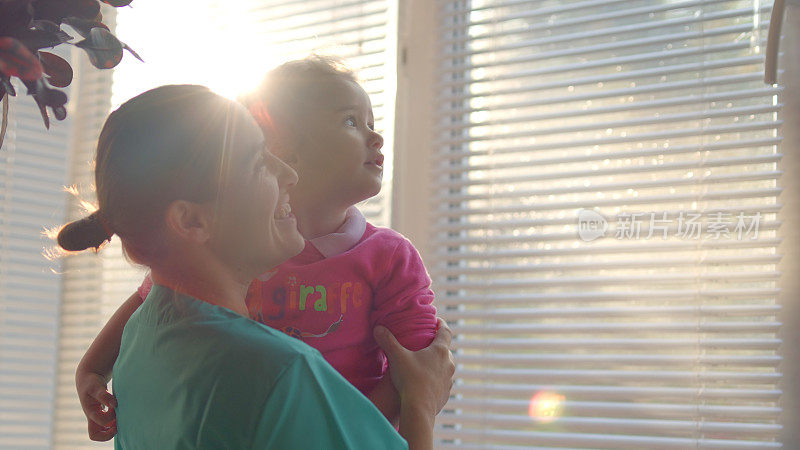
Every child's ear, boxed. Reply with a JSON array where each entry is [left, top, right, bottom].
[[164, 200, 213, 244]]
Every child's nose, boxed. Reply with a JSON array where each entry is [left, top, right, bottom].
[[369, 130, 384, 151]]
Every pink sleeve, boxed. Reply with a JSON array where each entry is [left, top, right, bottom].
[[137, 274, 154, 301], [370, 239, 437, 352]]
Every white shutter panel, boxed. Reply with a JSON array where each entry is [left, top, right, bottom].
[[0, 81, 72, 449], [243, 0, 397, 226], [433, 0, 783, 448]]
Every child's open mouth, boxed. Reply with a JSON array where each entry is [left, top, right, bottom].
[[365, 154, 384, 170]]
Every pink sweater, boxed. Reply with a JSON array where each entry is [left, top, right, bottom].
[[138, 208, 437, 395]]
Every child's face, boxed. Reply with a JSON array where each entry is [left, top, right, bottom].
[[286, 77, 384, 208]]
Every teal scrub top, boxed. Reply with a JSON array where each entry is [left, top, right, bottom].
[[113, 284, 408, 449]]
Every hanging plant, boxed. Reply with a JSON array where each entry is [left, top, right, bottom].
[[0, 0, 139, 149]]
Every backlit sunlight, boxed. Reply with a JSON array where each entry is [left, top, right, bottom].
[[112, 1, 282, 106]]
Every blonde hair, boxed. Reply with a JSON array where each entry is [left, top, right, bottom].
[[58, 85, 238, 264], [239, 55, 358, 135]]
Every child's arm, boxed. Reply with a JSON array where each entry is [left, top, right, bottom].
[[370, 237, 439, 426], [75, 290, 144, 441]]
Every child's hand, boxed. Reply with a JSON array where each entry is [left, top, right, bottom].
[[75, 369, 117, 441]]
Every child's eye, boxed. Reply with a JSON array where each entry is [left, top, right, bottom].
[[367, 122, 375, 131], [344, 116, 357, 127]]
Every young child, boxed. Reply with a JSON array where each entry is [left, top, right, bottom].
[[76, 56, 437, 438]]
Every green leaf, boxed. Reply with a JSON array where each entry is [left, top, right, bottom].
[[1, 93, 8, 150], [75, 27, 123, 69], [100, 0, 133, 6], [62, 17, 109, 39]]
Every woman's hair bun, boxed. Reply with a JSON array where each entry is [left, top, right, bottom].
[[57, 211, 112, 252]]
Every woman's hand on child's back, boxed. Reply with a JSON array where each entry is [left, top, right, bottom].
[[75, 369, 117, 441], [374, 318, 455, 416]]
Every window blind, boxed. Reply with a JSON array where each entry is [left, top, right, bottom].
[[244, 0, 397, 227], [433, 0, 783, 448]]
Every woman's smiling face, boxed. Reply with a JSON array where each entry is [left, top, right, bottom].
[[209, 105, 305, 273]]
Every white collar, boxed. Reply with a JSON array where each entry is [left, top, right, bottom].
[[308, 206, 367, 258]]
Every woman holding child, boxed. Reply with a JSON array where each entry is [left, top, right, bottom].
[[58, 71, 453, 448]]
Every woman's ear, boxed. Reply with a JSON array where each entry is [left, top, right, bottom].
[[164, 200, 213, 244]]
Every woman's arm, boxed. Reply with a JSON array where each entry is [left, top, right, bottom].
[[375, 318, 455, 450], [75, 291, 143, 441]]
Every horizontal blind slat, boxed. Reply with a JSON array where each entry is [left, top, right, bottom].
[[440, 20, 771, 73], [437, 414, 781, 437], [438, 41, 760, 84], [438, 272, 780, 289], [451, 337, 781, 351], [433, 189, 782, 218], [439, 0, 634, 22], [450, 321, 781, 334], [433, 121, 781, 160], [441, 6, 767, 57], [434, 237, 783, 260], [437, 288, 780, 305], [436, 104, 781, 145], [438, 57, 764, 102], [454, 353, 781, 366], [451, 384, 782, 400], [432, 428, 782, 450], [434, 204, 780, 232], [441, 304, 781, 319], [440, 0, 737, 33], [436, 137, 781, 174], [251, 0, 379, 22], [439, 86, 782, 130], [451, 370, 782, 387], [435, 172, 782, 203]]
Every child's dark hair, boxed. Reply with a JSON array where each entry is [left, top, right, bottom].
[[57, 85, 238, 264], [238, 55, 358, 134]]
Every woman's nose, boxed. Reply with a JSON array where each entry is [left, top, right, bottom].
[[276, 154, 298, 188]]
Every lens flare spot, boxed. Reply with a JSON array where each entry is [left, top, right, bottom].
[[528, 391, 565, 423], [42, 225, 61, 240], [63, 184, 80, 197], [79, 199, 98, 214]]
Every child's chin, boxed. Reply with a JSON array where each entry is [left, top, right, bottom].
[[290, 236, 305, 254], [368, 178, 383, 195], [281, 234, 305, 256]]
